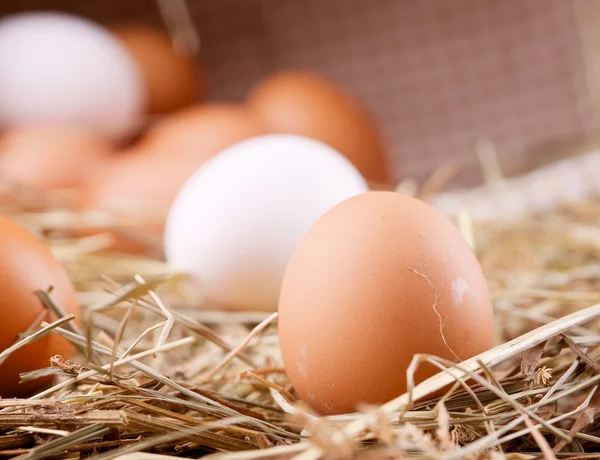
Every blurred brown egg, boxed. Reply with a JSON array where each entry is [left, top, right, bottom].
[[0, 215, 79, 397], [0, 125, 112, 191], [110, 22, 204, 115], [77, 103, 269, 254], [136, 103, 269, 161], [246, 70, 390, 185]]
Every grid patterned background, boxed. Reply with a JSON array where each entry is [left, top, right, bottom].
[[0, 0, 596, 187]]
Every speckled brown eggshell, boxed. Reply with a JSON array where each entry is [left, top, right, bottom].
[[277, 191, 495, 415], [0, 215, 79, 397]]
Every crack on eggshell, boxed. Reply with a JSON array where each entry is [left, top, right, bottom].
[[405, 264, 460, 362], [451, 277, 469, 307]]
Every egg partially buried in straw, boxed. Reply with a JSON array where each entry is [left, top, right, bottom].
[[0, 215, 79, 397], [164, 134, 368, 311], [246, 70, 390, 185], [110, 22, 204, 115], [278, 191, 495, 415], [78, 104, 269, 254], [0, 125, 112, 191]]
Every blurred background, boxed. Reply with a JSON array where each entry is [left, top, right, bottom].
[[3, 0, 598, 189]]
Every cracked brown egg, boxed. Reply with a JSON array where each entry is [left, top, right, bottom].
[[277, 191, 495, 415]]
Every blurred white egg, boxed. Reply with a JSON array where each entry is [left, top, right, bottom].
[[164, 134, 368, 311], [0, 12, 145, 140]]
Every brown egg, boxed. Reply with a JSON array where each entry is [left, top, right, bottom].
[[136, 103, 268, 161], [0, 215, 79, 397], [78, 104, 269, 254], [246, 70, 390, 185], [0, 125, 112, 191], [278, 191, 495, 415], [111, 22, 204, 115]]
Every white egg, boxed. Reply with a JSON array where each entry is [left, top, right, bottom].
[[164, 134, 369, 311], [0, 12, 145, 140]]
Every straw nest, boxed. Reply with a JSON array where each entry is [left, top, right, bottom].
[[2, 157, 600, 460]]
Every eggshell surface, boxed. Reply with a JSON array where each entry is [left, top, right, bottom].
[[110, 23, 204, 115], [164, 134, 369, 311], [278, 191, 495, 415], [246, 70, 390, 184], [0, 12, 145, 140], [0, 215, 79, 397], [0, 125, 112, 190]]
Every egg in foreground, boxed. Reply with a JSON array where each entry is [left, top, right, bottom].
[[164, 134, 369, 311], [0, 215, 79, 397], [278, 191, 495, 415]]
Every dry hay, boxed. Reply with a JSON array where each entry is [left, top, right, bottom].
[[2, 169, 600, 460]]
